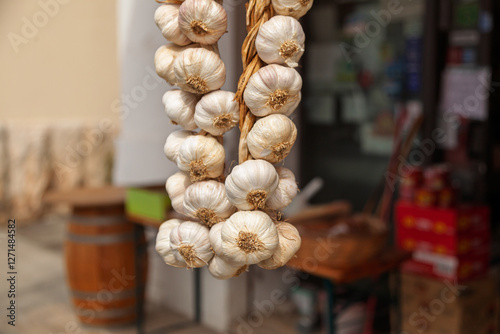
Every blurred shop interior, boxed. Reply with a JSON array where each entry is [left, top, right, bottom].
[[1, 0, 500, 333]]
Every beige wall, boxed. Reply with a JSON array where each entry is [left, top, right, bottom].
[[0, 0, 119, 121]]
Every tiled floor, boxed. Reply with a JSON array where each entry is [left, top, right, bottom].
[[0, 217, 301, 334]]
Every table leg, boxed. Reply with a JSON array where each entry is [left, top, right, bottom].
[[323, 279, 336, 334], [134, 224, 145, 334], [194, 268, 201, 324]]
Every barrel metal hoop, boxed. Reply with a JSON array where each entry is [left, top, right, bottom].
[[74, 305, 137, 319], [67, 232, 135, 244], [71, 288, 138, 301], [70, 215, 128, 227]]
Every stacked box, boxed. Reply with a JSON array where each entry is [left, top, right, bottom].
[[395, 201, 490, 281], [398, 273, 497, 334]]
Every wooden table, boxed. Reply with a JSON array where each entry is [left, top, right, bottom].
[[286, 249, 411, 334]]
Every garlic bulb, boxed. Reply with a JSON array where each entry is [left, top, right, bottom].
[[244, 64, 302, 117], [258, 222, 301, 270], [247, 114, 297, 164], [163, 90, 199, 130], [164, 130, 194, 162], [178, 0, 227, 45], [174, 48, 226, 94], [266, 167, 298, 210], [225, 160, 279, 210], [154, 5, 191, 46], [183, 181, 236, 227], [194, 90, 240, 136], [255, 16, 305, 68], [170, 221, 213, 268], [165, 172, 192, 215], [156, 219, 186, 267], [272, 0, 314, 19], [155, 44, 219, 85], [177, 135, 225, 182], [221, 211, 279, 265], [209, 255, 248, 280]]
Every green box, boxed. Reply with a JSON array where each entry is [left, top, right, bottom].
[[125, 188, 171, 223]]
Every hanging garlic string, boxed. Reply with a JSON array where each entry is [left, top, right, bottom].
[[234, 0, 274, 164]]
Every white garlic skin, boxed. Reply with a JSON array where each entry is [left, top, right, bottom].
[[173, 48, 226, 94], [164, 130, 195, 162], [272, 0, 314, 19], [177, 135, 225, 182], [155, 44, 220, 86], [178, 0, 227, 45], [165, 172, 192, 215], [258, 222, 301, 270], [183, 181, 236, 227], [163, 90, 199, 130], [208, 255, 247, 280], [266, 167, 298, 210], [221, 211, 279, 265], [194, 90, 240, 136], [154, 5, 191, 46], [225, 160, 279, 211], [255, 15, 305, 68], [155, 219, 186, 268], [244, 64, 302, 117], [247, 114, 297, 164], [209, 221, 225, 255], [170, 221, 213, 268]]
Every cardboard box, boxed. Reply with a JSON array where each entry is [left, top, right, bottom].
[[398, 273, 497, 334], [395, 202, 490, 256], [401, 251, 490, 282]]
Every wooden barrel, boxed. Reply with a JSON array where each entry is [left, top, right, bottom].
[[66, 204, 147, 327]]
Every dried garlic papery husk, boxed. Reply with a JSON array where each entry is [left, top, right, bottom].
[[183, 181, 236, 227], [255, 15, 305, 68], [272, 0, 314, 19], [155, 219, 186, 268], [177, 135, 225, 182], [266, 167, 298, 210], [221, 211, 279, 265], [165, 172, 192, 215], [209, 255, 248, 280], [164, 129, 195, 162], [209, 220, 225, 255], [194, 90, 240, 136], [258, 222, 301, 270], [225, 159, 279, 210], [244, 64, 302, 117], [155, 44, 219, 85], [247, 114, 297, 164], [163, 90, 199, 130], [170, 221, 213, 268], [173, 48, 226, 94], [178, 0, 228, 45], [154, 5, 191, 46]]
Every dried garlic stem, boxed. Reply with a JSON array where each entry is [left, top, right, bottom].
[[246, 189, 268, 209], [191, 20, 210, 36], [196, 208, 220, 227], [213, 114, 233, 128], [235, 0, 274, 164], [237, 231, 265, 253], [279, 40, 300, 59], [189, 159, 208, 182], [178, 244, 198, 267], [186, 76, 209, 94]]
